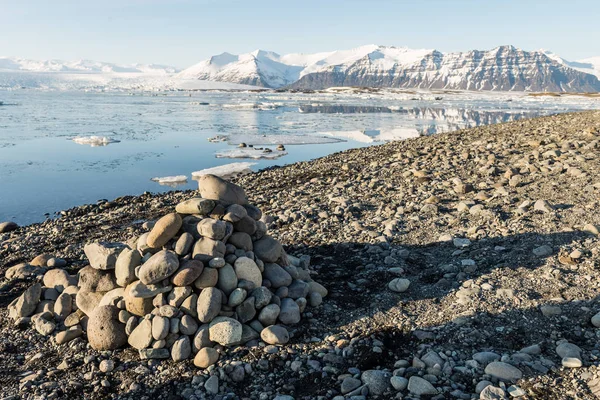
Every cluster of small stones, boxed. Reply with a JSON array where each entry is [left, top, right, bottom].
[[7, 174, 327, 373]]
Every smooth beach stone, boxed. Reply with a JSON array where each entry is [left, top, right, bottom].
[[152, 316, 169, 340], [5, 263, 44, 280], [98, 288, 125, 306], [138, 250, 179, 285], [361, 370, 392, 395], [115, 248, 142, 287], [194, 267, 219, 289], [75, 291, 105, 316], [192, 238, 226, 262], [253, 236, 283, 263], [228, 232, 253, 251], [0, 221, 18, 233], [258, 304, 280, 326], [180, 293, 198, 317], [171, 260, 204, 286], [11, 283, 42, 318], [197, 287, 222, 323], [55, 326, 83, 345], [78, 266, 118, 292], [129, 280, 172, 298], [197, 218, 227, 240], [146, 213, 182, 248], [175, 198, 215, 215], [43, 269, 75, 292], [263, 263, 292, 288], [171, 335, 191, 361], [260, 325, 289, 345], [194, 347, 219, 368], [30, 253, 54, 267], [128, 319, 153, 350], [407, 376, 438, 396], [233, 216, 257, 236], [197, 174, 248, 205], [233, 257, 263, 288], [223, 204, 248, 223], [208, 316, 242, 346], [279, 298, 301, 325], [217, 264, 238, 295], [484, 361, 523, 381], [87, 305, 127, 350], [174, 232, 195, 256], [84, 242, 126, 270], [124, 283, 154, 316], [193, 324, 213, 352]]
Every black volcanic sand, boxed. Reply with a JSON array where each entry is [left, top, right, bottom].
[[1, 111, 600, 399]]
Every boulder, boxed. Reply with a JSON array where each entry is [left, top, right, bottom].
[[253, 236, 283, 263], [138, 250, 179, 285], [87, 305, 127, 350], [146, 213, 182, 248], [84, 242, 125, 270], [197, 174, 248, 205], [115, 248, 141, 287], [209, 316, 242, 346]]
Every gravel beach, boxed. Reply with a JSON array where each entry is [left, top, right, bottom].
[[1, 110, 600, 400]]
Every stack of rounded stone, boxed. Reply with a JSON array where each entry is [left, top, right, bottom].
[[9, 174, 327, 369]]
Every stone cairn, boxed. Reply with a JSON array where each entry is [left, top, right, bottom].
[[7, 174, 327, 368]]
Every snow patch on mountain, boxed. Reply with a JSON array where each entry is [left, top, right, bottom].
[[0, 57, 179, 74]]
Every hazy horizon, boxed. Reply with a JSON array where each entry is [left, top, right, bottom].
[[1, 0, 599, 68]]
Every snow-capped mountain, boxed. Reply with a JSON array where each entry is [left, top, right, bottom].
[[179, 45, 600, 92], [0, 57, 179, 74], [543, 51, 600, 79]]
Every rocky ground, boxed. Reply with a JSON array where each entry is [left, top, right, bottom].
[[1, 110, 600, 400]]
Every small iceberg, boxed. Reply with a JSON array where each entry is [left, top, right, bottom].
[[71, 136, 120, 147], [151, 175, 188, 188], [215, 148, 287, 160], [192, 162, 256, 180], [226, 133, 344, 146]]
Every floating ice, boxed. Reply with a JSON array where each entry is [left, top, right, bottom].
[[151, 175, 188, 187], [215, 149, 287, 160], [321, 128, 420, 143], [226, 133, 344, 146], [208, 135, 228, 143], [192, 162, 256, 179], [71, 136, 120, 147]]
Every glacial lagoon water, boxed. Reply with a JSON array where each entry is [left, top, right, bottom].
[[1, 89, 598, 225]]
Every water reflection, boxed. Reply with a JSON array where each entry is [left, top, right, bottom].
[[299, 105, 395, 113]]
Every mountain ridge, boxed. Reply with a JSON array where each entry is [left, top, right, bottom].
[[178, 45, 600, 92]]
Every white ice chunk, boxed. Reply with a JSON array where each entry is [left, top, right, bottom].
[[215, 149, 287, 160], [151, 175, 188, 185], [71, 136, 120, 147], [192, 162, 256, 179], [226, 134, 344, 146], [321, 128, 420, 143]]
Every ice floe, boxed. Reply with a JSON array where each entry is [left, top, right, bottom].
[[71, 136, 120, 147], [226, 134, 344, 146], [192, 162, 256, 179], [151, 175, 188, 187], [215, 148, 288, 160], [321, 128, 420, 143]]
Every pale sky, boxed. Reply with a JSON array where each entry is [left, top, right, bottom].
[[1, 0, 598, 68]]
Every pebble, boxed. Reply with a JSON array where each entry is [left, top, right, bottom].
[[388, 278, 410, 293]]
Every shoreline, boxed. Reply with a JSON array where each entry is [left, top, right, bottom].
[[2, 110, 600, 399]]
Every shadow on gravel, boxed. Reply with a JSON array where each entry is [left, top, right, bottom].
[[274, 229, 599, 398]]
